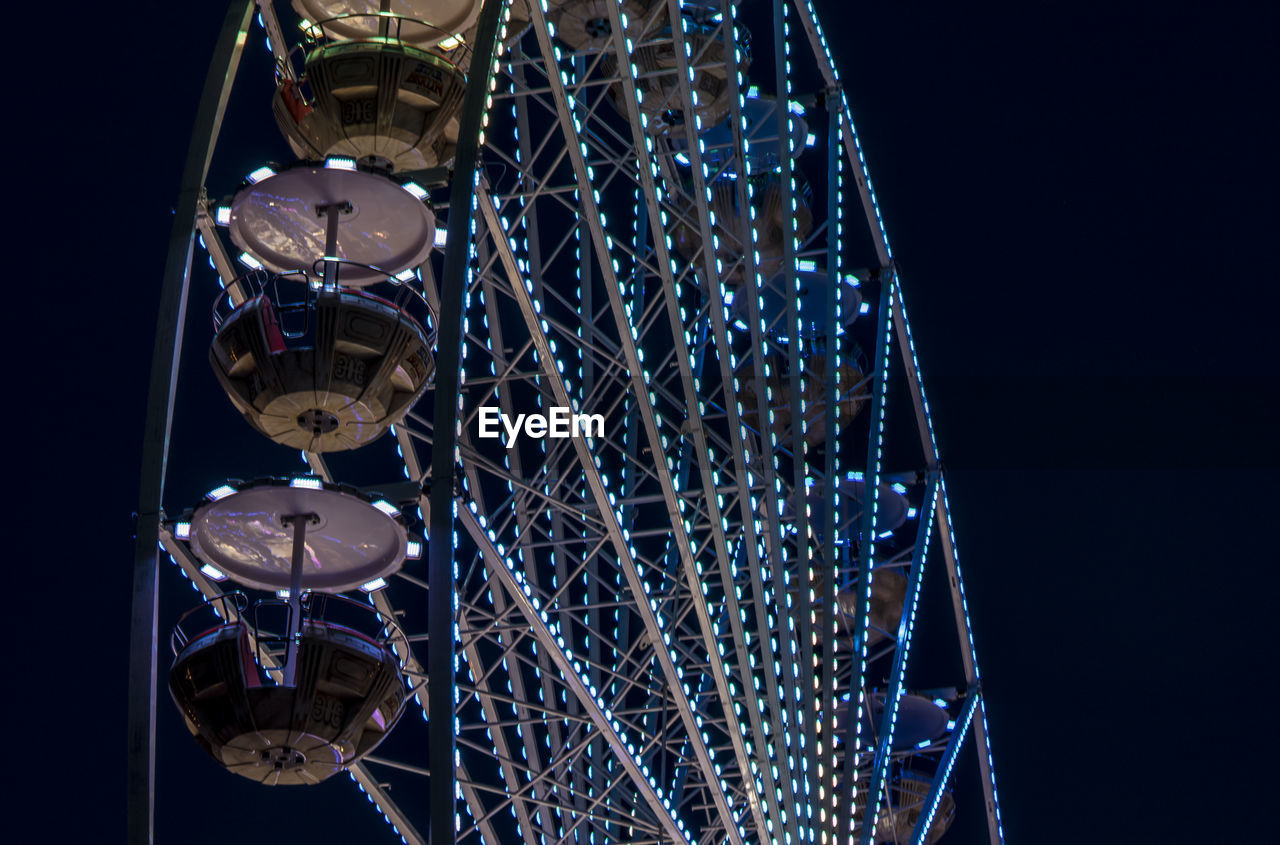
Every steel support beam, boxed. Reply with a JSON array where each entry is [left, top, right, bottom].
[[890, 281, 941, 465], [861, 475, 938, 844], [476, 178, 742, 842], [789, 0, 893, 268], [839, 275, 893, 845], [909, 690, 979, 845], [458, 505, 694, 844], [934, 480, 1004, 843], [254, 0, 291, 79], [603, 1, 770, 836], [128, 4, 253, 842], [716, 4, 796, 836], [820, 91, 843, 845], [521, 5, 757, 837], [427, 3, 505, 844]]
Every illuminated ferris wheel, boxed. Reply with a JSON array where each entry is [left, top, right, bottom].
[[129, 1, 1006, 844]]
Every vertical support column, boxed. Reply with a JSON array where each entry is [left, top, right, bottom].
[[935, 478, 1005, 843], [281, 513, 318, 687], [772, 2, 805, 841], [378, 0, 392, 38], [839, 276, 893, 845], [862, 475, 937, 844], [909, 690, 979, 845], [426, 2, 504, 844], [320, 201, 350, 292], [128, 3, 254, 842], [820, 86, 842, 845]]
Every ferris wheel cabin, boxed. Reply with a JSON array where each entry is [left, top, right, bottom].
[[209, 160, 438, 451], [167, 478, 416, 784]]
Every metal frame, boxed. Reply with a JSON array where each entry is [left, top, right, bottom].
[[427, 4, 507, 844], [135, 2, 1006, 843], [128, 3, 254, 842]]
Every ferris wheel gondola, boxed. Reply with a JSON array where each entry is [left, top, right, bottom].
[[166, 477, 417, 786]]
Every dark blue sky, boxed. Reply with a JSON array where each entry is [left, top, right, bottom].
[[10, 1, 1276, 842]]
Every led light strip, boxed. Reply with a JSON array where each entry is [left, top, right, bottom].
[[910, 690, 979, 844], [454, 287, 570, 843], [252, 2, 290, 76], [444, 8, 522, 842], [596, 0, 770, 838], [504, 61, 589, 838], [481, 174, 685, 840], [934, 478, 1006, 843], [769, 2, 814, 841], [818, 99, 848, 845], [861, 475, 938, 843], [542, 0, 757, 824], [566, 54, 604, 838], [471, 259, 567, 844], [976, 695, 1007, 843], [890, 279, 941, 464], [436, 249, 558, 845], [460, 503, 697, 844], [193, 197, 239, 298], [789, 0, 893, 267], [702, 3, 802, 841], [838, 275, 894, 845], [478, 175, 739, 843]]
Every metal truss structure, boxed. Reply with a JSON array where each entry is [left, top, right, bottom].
[[130, 2, 1005, 844]]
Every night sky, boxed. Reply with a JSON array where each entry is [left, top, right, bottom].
[[11, 1, 1276, 842]]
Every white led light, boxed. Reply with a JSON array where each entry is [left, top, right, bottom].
[[246, 166, 274, 184], [276, 589, 290, 599], [325, 156, 357, 171], [402, 181, 429, 200], [434, 228, 448, 248], [237, 252, 263, 270], [372, 500, 400, 518], [174, 522, 191, 540], [859, 301, 871, 315], [214, 206, 231, 226], [395, 268, 417, 282], [206, 484, 236, 501], [360, 578, 388, 593], [290, 477, 323, 490], [199, 564, 227, 582], [406, 540, 423, 559]]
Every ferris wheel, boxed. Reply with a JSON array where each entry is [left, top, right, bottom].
[[129, 1, 1006, 844]]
